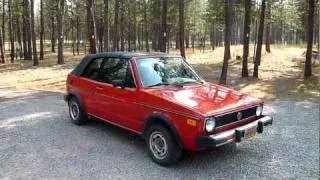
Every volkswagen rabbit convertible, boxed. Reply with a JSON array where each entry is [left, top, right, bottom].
[[64, 52, 273, 166]]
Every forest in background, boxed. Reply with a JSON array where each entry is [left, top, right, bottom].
[[0, 0, 319, 85]]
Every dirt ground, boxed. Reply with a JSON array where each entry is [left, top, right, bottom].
[[0, 45, 319, 103]]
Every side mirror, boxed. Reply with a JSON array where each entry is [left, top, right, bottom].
[[153, 63, 161, 72], [230, 80, 238, 89], [112, 80, 125, 89]]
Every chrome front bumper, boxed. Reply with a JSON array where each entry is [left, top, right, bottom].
[[197, 116, 273, 148]]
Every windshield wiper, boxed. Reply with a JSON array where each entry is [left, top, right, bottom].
[[173, 80, 203, 87], [182, 80, 204, 85], [146, 82, 169, 88], [147, 80, 203, 88]]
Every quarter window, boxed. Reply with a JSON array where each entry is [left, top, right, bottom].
[[81, 58, 103, 80]]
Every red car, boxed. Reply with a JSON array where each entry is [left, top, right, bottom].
[[64, 52, 273, 166]]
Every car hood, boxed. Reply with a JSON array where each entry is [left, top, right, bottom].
[[145, 83, 262, 116]]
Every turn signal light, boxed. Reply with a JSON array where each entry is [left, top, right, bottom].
[[187, 119, 197, 127]]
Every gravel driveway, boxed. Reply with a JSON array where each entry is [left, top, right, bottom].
[[0, 87, 319, 179]]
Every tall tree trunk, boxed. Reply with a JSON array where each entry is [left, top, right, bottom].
[[39, 0, 44, 60], [72, 19, 75, 56], [128, 2, 131, 51], [151, 0, 160, 51], [0, 29, 4, 63], [192, 34, 195, 53], [119, 0, 124, 51], [305, 0, 315, 78], [22, 0, 27, 59], [8, 0, 14, 63], [179, 0, 185, 58], [16, 16, 22, 59], [97, 4, 103, 53], [138, 24, 141, 50], [2, 0, 5, 52], [242, 0, 251, 77], [87, 0, 97, 54], [185, 30, 190, 48], [210, 25, 215, 50], [202, 31, 206, 53], [318, 2, 320, 62], [57, 0, 64, 64], [219, 0, 233, 85], [176, 32, 180, 49], [265, 0, 271, 53], [26, 0, 32, 60], [144, 0, 149, 52], [51, 16, 55, 53], [253, 0, 266, 78], [192, 8, 195, 53], [22, 0, 31, 60], [76, 22, 80, 55], [141, 24, 144, 49], [133, 1, 137, 51], [103, 0, 109, 52], [76, 8, 80, 55], [159, 0, 168, 52], [113, 0, 119, 51], [30, 0, 38, 66], [70, 0, 75, 55]]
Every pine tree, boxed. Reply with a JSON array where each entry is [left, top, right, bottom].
[[242, 0, 251, 77], [219, 0, 233, 85], [253, 0, 266, 78]]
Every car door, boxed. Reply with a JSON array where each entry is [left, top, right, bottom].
[[75, 58, 103, 115], [94, 58, 140, 132]]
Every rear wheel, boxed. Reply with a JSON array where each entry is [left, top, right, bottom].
[[68, 97, 87, 125], [146, 125, 182, 166]]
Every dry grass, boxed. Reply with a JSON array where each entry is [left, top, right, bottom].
[[0, 52, 83, 92], [0, 45, 319, 103], [185, 45, 320, 103]]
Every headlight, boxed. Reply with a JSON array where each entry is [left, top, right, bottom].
[[256, 105, 263, 116], [205, 117, 216, 132]]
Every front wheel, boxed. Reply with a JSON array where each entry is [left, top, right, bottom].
[[146, 125, 182, 166]]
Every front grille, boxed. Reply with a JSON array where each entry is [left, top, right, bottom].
[[215, 107, 257, 127]]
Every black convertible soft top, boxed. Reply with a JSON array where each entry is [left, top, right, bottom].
[[71, 51, 179, 76]]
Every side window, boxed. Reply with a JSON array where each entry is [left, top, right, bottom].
[[98, 58, 136, 88], [81, 58, 103, 80]]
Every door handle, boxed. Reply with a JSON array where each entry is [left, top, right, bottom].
[[96, 86, 103, 91]]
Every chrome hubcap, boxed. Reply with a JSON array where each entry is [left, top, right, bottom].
[[149, 131, 168, 160], [69, 101, 79, 120]]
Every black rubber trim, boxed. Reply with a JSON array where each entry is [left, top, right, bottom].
[[196, 136, 218, 148], [196, 135, 234, 148], [197, 129, 242, 148], [257, 121, 264, 133], [235, 130, 244, 142]]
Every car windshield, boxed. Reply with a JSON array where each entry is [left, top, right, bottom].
[[136, 57, 203, 88]]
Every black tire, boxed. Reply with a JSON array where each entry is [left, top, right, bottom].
[[68, 97, 87, 125], [146, 125, 182, 166]]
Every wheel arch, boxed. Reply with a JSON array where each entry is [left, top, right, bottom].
[[142, 113, 183, 149], [65, 93, 86, 112]]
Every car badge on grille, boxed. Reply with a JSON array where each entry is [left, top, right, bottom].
[[237, 112, 242, 120]]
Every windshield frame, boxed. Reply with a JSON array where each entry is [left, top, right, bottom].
[[135, 56, 204, 89]]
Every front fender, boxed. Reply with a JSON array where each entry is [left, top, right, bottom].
[[142, 113, 183, 149]]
